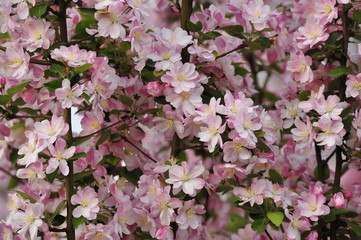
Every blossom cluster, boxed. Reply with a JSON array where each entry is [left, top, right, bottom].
[[0, 0, 360, 240]]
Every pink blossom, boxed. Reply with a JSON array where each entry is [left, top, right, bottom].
[[198, 115, 226, 152], [20, 19, 55, 52], [55, 79, 84, 109], [223, 137, 254, 162], [18, 131, 47, 166], [314, 95, 347, 120], [328, 192, 346, 209], [218, 90, 253, 116], [155, 226, 173, 240], [314, 0, 338, 24], [305, 231, 318, 240], [352, 109, 361, 140], [148, 42, 182, 71], [287, 51, 313, 83], [176, 199, 205, 229], [158, 27, 192, 48], [296, 193, 330, 221], [111, 201, 135, 237], [164, 85, 203, 116], [346, 73, 361, 98], [16, 162, 45, 181], [71, 186, 100, 220], [0, 43, 30, 79], [234, 179, 271, 206], [50, 45, 93, 67], [0, 124, 10, 140], [0, 5, 15, 33], [150, 186, 182, 225], [242, 0, 271, 31], [166, 161, 205, 196], [34, 114, 68, 144], [161, 62, 199, 94], [295, 22, 329, 49], [285, 210, 311, 240], [83, 224, 113, 240], [147, 81, 163, 97], [233, 108, 262, 143], [10, 203, 45, 240], [291, 117, 315, 147], [95, 2, 130, 39], [313, 116, 345, 149], [46, 138, 75, 176]]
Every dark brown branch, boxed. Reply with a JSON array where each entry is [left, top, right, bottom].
[[121, 136, 157, 163], [215, 44, 246, 60], [0, 166, 23, 183]]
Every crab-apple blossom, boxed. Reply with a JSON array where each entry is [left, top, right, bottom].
[[296, 193, 330, 221], [166, 161, 205, 196], [346, 73, 361, 98], [71, 186, 100, 220], [55, 79, 84, 109], [313, 116, 345, 149], [46, 138, 75, 176]]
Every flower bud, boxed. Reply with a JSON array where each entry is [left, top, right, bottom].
[[328, 192, 346, 209], [147, 81, 162, 97]]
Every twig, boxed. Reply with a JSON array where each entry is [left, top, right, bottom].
[[215, 44, 246, 60], [265, 229, 274, 240], [0, 166, 23, 183], [121, 136, 157, 163]]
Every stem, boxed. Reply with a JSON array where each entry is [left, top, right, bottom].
[[246, 53, 262, 105], [331, 5, 350, 240], [121, 136, 157, 163], [315, 143, 324, 182], [57, 0, 75, 239], [265, 229, 274, 240], [215, 44, 246, 60], [0, 166, 23, 183], [180, 0, 193, 63]]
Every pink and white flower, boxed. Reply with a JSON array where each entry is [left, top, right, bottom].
[[18, 131, 47, 166], [198, 115, 226, 152], [46, 138, 76, 176], [34, 115, 68, 144], [55, 79, 84, 109], [20, 19, 55, 52], [71, 186, 100, 220], [296, 193, 330, 221], [328, 192, 346, 209], [313, 116, 345, 149], [346, 73, 361, 98], [161, 62, 199, 94], [287, 51, 313, 83], [166, 161, 205, 197], [176, 199, 205, 229]]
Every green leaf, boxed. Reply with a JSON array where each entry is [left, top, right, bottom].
[[0, 95, 11, 105], [267, 211, 284, 227], [75, 8, 97, 38], [73, 169, 96, 181], [298, 90, 311, 101], [344, 211, 359, 218], [187, 21, 202, 32], [14, 190, 37, 203], [96, 129, 111, 146], [313, 164, 330, 181], [353, 10, 361, 24], [251, 218, 268, 233], [7, 177, 20, 190], [46, 171, 57, 183], [216, 185, 233, 194], [249, 36, 271, 51], [220, 25, 244, 39], [50, 64, 66, 79], [73, 135, 94, 146], [349, 221, 361, 236], [101, 154, 121, 166], [74, 63, 93, 74], [256, 142, 271, 152], [268, 169, 283, 184], [52, 215, 66, 226], [49, 200, 66, 225], [73, 216, 87, 229], [326, 66, 353, 77], [226, 214, 248, 232], [7, 80, 32, 97], [119, 95, 134, 107], [44, 80, 62, 93], [68, 152, 87, 161], [30, 4, 47, 18]]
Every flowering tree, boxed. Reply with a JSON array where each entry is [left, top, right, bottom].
[[1, 0, 361, 239]]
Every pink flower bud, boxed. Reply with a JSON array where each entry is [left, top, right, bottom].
[[345, 192, 353, 199], [328, 192, 346, 209], [147, 81, 163, 97], [0, 77, 6, 86]]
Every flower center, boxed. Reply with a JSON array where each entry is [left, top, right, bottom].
[[354, 82, 361, 90], [134, 31, 143, 40], [296, 64, 306, 72], [25, 213, 35, 224], [181, 173, 189, 182], [233, 142, 243, 151], [186, 208, 196, 218], [308, 203, 317, 211], [177, 73, 185, 81], [160, 201, 169, 210], [80, 199, 89, 207]]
